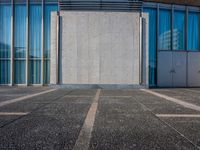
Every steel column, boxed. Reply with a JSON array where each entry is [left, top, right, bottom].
[[26, 0, 29, 86], [156, 3, 159, 86], [139, 15, 143, 85], [56, 12, 60, 84], [10, 0, 14, 86], [41, 0, 44, 85]]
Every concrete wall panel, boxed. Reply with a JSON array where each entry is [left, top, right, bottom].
[[51, 11, 144, 85]]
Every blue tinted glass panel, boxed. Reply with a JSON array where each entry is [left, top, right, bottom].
[[14, 4, 26, 84], [44, 60, 50, 84], [29, 4, 42, 58], [44, 4, 58, 58], [29, 4, 42, 84], [14, 60, 26, 84], [188, 12, 200, 51], [0, 4, 11, 84], [0, 4, 11, 58], [29, 60, 41, 84], [14, 4, 26, 58], [44, 4, 58, 84], [159, 10, 171, 50], [144, 8, 157, 86], [173, 10, 185, 50], [0, 60, 10, 84]]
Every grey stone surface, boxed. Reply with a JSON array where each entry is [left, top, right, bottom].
[[50, 11, 149, 86], [1, 88, 200, 149], [161, 117, 200, 147], [89, 93, 196, 150], [0, 86, 51, 102], [0, 89, 93, 149], [152, 88, 200, 106]]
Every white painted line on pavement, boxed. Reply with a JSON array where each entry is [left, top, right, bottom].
[[0, 112, 29, 116], [141, 89, 200, 112], [101, 96, 132, 98], [156, 114, 200, 118], [73, 89, 101, 150], [64, 95, 94, 98], [0, 89, 57, 107], [183, 89, 200, 94]]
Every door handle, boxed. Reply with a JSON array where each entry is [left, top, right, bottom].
[[170, 69, 176, 73], [198, 70, 200, 73]]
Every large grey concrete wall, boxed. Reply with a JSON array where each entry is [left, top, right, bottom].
[[51, 11, 149, 86]]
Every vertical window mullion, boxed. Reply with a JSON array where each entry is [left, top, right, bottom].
[[41, 0, 44, 85], [156, 4, 159, 86], [26, 0, 29, 85], [186, 7, 188, 51], [171, 5, 174, 51], [11, 0, 14, 85]]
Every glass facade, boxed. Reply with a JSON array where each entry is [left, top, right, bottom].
[[29, 3, 42, 84], [14, 4, 26, 84], [0, 1, 58, 85], [173, 10, 185, 50], [159, 9, 171, 50], [144, 4, 200, 87], [0, 4, 11, 84], [188, 12, 200, 51], [1, 1, 200, 87], [144, 8, 157, 86]]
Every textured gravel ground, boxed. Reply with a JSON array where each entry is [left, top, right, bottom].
[[0, 88, 200, 150]]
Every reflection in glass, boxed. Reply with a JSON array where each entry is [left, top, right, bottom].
[[14, 60, 26, 84], [144, 8, 157, 86], [14, 4, 27, 84], [188, 12, 200, 51], [0, 4, 11, 84], [159, 9, 171, 50], [29, 4, 42, 84], [29, 60, 41, 84], [173, 10, 185, 50], [0, 60, 10, 84], [29, 4, 42, 58]]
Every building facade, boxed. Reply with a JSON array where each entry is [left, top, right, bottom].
[[0, 0, 200, 88]]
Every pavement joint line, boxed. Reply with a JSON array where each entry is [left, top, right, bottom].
[[141, 89, 200, 112], [0, 90, 73, 128], [0, 89, 57, 107], [135, 98, 199, 149], [100, 96, 132, 98], [73, 89, 101, 150], [156, 114, 200, 118], [0, 112, 29, 116], [64, 95, 94, 98], [183, 89, 200, 94]]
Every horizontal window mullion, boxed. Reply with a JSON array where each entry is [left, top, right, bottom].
[[0, 58, 11, 60], [14, 58, 26, 60], [29, 58, 42, 60]]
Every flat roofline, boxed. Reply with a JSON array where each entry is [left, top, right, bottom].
[[144, 0, 200, 6]]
